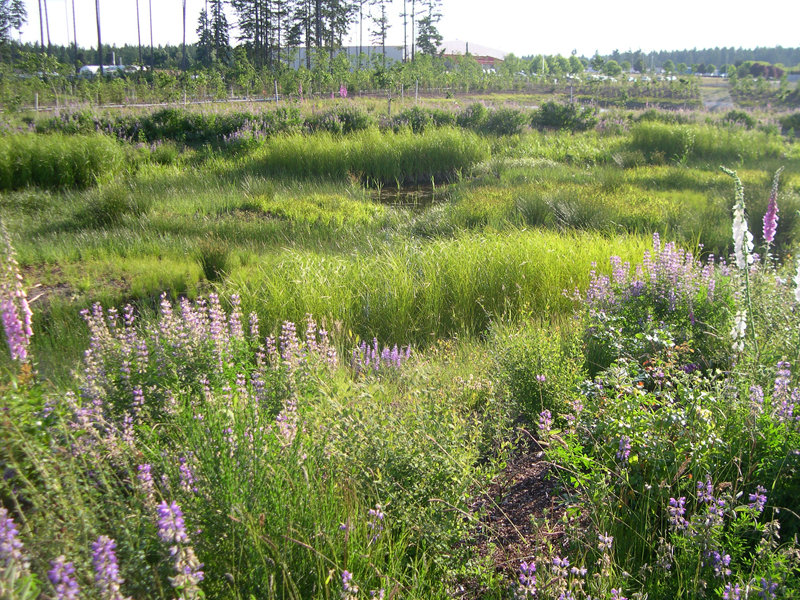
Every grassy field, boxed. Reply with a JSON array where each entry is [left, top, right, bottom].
[[2, 97, 800, 599]]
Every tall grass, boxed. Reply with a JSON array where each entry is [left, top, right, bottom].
[[227, 230, 649, 345], [629, 121, 786, 164], [247, 127, 490, 184], [0, 134, 124, 190]]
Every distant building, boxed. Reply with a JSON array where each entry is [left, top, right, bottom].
[[79, 65, 139, 77], [439, 40, 507, 70]]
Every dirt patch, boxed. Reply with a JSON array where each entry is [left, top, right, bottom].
[[456, 437, 570, 598]]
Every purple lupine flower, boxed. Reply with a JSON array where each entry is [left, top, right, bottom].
[[342, 570, 359, 599], [668, 497, 688, 531], [697, 476, 715, 503], [179, 456, 198, 494], [749, 485, 768, 513], [339, 84, 348, 98], [0, 219, 33, 363], [723, 583, 742, 600], [169, 545, 204, 599], [0, 507, 26, 568], [367, 504, 385, 541], [598, 532, 613, 552], [535, 374, 546, 383], [703, 550, 731, 577], [551, 556, 570, 578], [91, 535, 126, 600], [616, 435, 631, 463], [538, 410, 552, 437], [49, 556, 80, 600], [156, 501, 189, 544], [750, 385, 764, 407], [137, 464, 156, 508], [518, 561, 536, 589], [611, 590, 627, 600], [759, 578, 778, 599]]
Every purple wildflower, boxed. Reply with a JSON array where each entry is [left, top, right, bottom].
[[749, 485, 768, 513], [668, 497, 688, 531], [0, 220, 33, 363], [156, 501, 189, 544], [535, 374, 546, 383], [0, 507, 26, 568], [342, 570, 359, 599], [367, 504, 385, 541], [598, 532, 613, 552], [704, 549, 731, 577], [611, 590, 627, 600], [49, 556, 80, 600], [91, 535, 126, 600], [538, 410, 552, 437], [723, 583, 742, 600], [697, 476, 715, 503], [759, 578, 778, 599], [616, 435, 631, 463]]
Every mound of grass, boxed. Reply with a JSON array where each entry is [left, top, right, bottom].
[[0, 134, 124, 190], [227, 230, 649, 345], [629, 121, 785, 164], [250, 127, 490, 185]]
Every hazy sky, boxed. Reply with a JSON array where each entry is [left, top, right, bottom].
[[14, 0, 800, 59]]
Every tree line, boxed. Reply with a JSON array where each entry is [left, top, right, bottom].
[[0, 0, 444, 74]]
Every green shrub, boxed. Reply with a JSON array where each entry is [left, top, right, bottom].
[[456, 102, 489, 130], [493, 321, 584, 420], [722, 109, 756, 129], [531, 102, 598, 132], [305, 106, 373, 135], [482, 107, 528, 136], [393, 106, 433, 133], [78, 185, 153, 227], [779, 112, 800, 135]]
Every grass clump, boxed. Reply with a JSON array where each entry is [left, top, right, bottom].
[[0, 134, 124, 190], [251, 127, 490, 185], [629, 121, 785, 164]]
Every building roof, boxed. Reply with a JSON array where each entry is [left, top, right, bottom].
[[439, 40, 507, 61]]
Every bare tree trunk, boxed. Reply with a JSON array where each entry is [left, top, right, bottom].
[[403, 0, 407, 62], [149, 0, 154, 71], [43, 0, 51, 53], [71, 0, 78, 67], [37, 0, 44, 52], [95, 0, 103, 74], [411, 0, 415, 61], [136, 0, 143, 66], [181, 0, 187, 70]]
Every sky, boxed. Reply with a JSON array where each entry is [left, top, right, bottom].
[[13, 0, 800, 59]]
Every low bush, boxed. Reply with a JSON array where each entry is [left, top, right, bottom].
[[779, 111, 800, 135], [482, 107, 528, 136], [456, 102, 489, 130], [531, 102, 598, 132], [722, 109, 756, 129]]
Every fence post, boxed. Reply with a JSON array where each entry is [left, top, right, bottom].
[[34, 93, 39, 112], [415, 80, 419, 103]]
